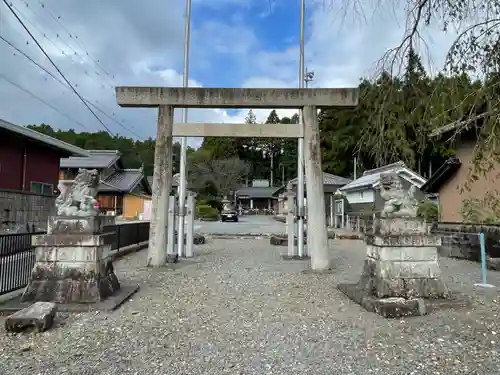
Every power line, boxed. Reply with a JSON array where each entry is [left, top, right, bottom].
[[35, 0, 117, 86], [8, 2, 102, 86], [2, 0, 115, 136], [5, 2, 142, 136], [0, 34, 144, 139], [12, 0, 114, 90], [0, 73, 89, 130]]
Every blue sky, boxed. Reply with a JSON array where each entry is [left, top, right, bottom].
[[189, 1, 302, 88], [0, 0, 456, 146]]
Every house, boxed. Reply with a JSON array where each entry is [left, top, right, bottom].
[[0, 118, 88, 229], [272, 172, 352, 220], [237, 179, 280, 210], [335, 161, 427, 227], [60, 150, 152, 219], [421, 119, 496, 222]]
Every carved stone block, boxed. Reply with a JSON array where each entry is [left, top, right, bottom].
[[367, 233, 441, 247], [375, 217, 429, 236], [47, 215, 115, 235]]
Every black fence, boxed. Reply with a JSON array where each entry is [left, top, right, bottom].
[[0, 221, 150, 296]]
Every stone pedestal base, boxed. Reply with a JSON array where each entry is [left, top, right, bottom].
[[337, 283, 467, 318], [361, 218, 449, 299], [339, 217, 453, 318], [21, 216, 121, 304]]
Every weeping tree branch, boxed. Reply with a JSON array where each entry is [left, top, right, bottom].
[[330, 0, 500, 181]]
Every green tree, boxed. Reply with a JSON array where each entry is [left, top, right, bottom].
[[279, 113, 299, 183], [188, 149, 249, 198]]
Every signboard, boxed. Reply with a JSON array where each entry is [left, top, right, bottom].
[[252, 179, 269, 187]]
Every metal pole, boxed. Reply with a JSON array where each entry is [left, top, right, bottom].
[[353, 156, 357, 179], [480, 232, 487, 285], [178, 0, 192, 258], [474, 232, 495, 288], [297, 0, 306, 258], [270, 152, 274, 187]]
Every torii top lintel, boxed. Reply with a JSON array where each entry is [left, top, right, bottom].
[[115, 87, 359, 109]]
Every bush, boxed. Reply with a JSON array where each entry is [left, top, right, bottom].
[[196, 197, 222, 211], [196, 204, 218, 220], [204, 198, 223, 211], [417, 201, 439, 221], [196, 199, 207, 206]]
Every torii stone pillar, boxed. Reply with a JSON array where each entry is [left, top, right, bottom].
[[147, 106, 174, 266], [303, 105, 330, 270]]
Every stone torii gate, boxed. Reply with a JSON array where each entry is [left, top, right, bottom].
[[115, 87, 359, 270]]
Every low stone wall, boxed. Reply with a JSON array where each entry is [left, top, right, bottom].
[[432, 222, 500, 261], [0, 190, 55, 232]]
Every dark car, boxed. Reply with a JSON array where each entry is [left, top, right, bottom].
[[221, 209, 238, 222]]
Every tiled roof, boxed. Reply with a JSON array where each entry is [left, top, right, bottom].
[[420, 157, 461, 193], [61, 150, 121, 169], [339, 173, 379, 191], [237, 186, 280, 199], [0, 118, 88, 156], [339, 161, 426, 191], [288, 172, 351, 186], [99, 169, 145, 193]]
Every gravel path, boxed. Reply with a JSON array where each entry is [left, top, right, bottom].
[[1, 239, 500, 374]]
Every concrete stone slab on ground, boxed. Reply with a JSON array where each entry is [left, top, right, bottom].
[[0, 285, 140, 315], [333, 229, 364, 240], [1, 239, 500, 374], [5, 302, 56, 333]]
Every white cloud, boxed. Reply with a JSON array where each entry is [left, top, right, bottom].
[[0, 0, 459, 151]]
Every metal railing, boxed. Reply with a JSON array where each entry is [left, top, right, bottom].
[[344, 214, 376, 234], [0, 221, 150, 296]]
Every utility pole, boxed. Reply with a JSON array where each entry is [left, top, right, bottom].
[[353, 156, 357, 180], [177, 0, 192, 258], [297, 0, 306, 258], [270, 151, 274, 187]]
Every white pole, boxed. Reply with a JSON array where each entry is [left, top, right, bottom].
[[178, 0, 192, 258], [353, 156, 357, 179], [297, 0, 306, 258], [329, 194, 334, 227], [270, 152, 274, 187]]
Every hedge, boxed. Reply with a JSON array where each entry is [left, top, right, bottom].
[[197, 204, 218, 219]]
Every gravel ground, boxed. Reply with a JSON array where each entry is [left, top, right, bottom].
[[1, 239, 500, 375]]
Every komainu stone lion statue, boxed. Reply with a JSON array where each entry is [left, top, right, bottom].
[[55, 169, 100, 217], [379, 172, 418, 218]]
